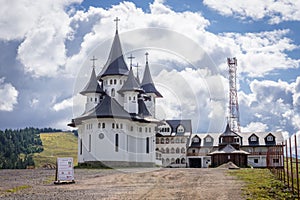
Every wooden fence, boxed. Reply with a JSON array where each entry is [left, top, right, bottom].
[[267, 134, 299, 199]]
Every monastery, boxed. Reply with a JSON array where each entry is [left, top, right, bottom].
[[69, 19, 284, 168]]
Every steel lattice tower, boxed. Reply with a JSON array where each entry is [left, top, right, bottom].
[[227, 57, 241, 133]]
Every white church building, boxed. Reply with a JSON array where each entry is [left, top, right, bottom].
[[68, 20, 162, 167]]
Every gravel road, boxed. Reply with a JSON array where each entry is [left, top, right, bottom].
[[0, 168, 244, 200]]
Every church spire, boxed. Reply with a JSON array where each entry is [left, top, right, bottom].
[[141, 52, 162, 97], [98, 18, 129, 79], [119, 67, 143, 93], [80, 57, 104, 95]]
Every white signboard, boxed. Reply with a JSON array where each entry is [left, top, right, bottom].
[[57, 157, 74, 182]]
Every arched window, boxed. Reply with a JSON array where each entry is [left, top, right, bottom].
[[130, 126, 133, 131], [102, 123, 105, 129], [176, 158, 180, 164], [114, 79, 117, 85], [181, 158, 186, 164], [146, 137, 149, 154], [181, 147, 185, 154], [160, 148, 165, 153], [171, 158, 175, 163], [111, 88, 115, 97], [120, 123, 123, 129], [156, 138, 160, 144], [120, 80, 122, 85], [139, 127, 142, 132], [95, 97, 97, 102], [110, 79, 113, 85], [129, 96, 131, 101], [166, 158, 170, 164], [115, 134, 119, 152], [175, 138, 180, 143], [145, 127, 148, 132], [166, 138, 169, 144], [98, 123, 101, 129], [149, 127, 151, 133], [171, 138, 174, 143], [171, 148, 175, 154], [112, 123, 115, 129], [166, 147, 169, 154], [176, 148, 180, 154], [161, 138, 165, 144], [162, 158, 165, 164], [181, 138, 185, 143]]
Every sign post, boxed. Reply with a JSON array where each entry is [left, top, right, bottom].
[[54, 157, 75, 184]]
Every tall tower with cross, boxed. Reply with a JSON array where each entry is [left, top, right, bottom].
[[80, 56, 105, 112]]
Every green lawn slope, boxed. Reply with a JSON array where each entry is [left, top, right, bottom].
[[33, 132, 78, 168]]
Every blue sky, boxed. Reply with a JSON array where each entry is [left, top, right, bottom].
[[0, 0, 299, 137]]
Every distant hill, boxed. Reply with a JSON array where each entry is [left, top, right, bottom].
[[33, 132, 78, 168]]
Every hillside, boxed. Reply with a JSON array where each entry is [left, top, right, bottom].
[[33, 132, 78, 168]]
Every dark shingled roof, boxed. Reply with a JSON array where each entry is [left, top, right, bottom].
[[138, 98, 151, 117], [76, 94, 131, 121], [166, 119, 192, 134], [80, 67, 105, 95], [220, 123, 239, 137], [119, 68, 143, 93], [141, 61, 162, 97], [98, 30, 129, 79]]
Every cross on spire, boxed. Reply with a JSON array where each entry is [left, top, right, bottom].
[[90, 56, 97, 68], [134, 62, 140, 82], [127, 54, 135, 68], [145, 52, 149, 63], [114, 17, 120, 31]]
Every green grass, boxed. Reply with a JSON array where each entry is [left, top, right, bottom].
[[5, 185, 32, 193], [33, 132, 78, 168], [229, 169, 295, 200]]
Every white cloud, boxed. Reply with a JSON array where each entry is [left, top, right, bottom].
[[53, 97, 74, 111], [0, 0, 82, 77], [203, 0, 300, 24], [242, 122, 269, 132], [0, 77, 18, 111], [221, 29, 299, 77]]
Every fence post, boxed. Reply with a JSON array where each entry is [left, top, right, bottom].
[[286, 140, 290, 188], [282, 142, 285, 183], [289, 137, 294, 194], [294, 134, 299, 198]]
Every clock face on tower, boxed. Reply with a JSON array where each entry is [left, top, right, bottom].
[[99, 133, 105, 139]]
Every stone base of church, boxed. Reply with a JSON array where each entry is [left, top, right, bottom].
[[78, 161, 156, 168]]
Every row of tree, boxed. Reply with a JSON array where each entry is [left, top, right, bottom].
[[0, 127, 44, 169]]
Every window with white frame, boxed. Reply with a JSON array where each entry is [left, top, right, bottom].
[[267, 135, 274, 141], [250, 135, 257, 142]]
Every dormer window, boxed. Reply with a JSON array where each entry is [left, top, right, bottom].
[[192, 137, 199, 143], [250, 136, 257, 142], [267, 135, 273, 141], [177, 125, 185, 133]]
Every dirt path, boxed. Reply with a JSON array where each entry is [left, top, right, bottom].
[[0, 168, 244, 200]]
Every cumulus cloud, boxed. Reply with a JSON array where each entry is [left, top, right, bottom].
[[242, 122, 269, 132], [220, 29, 299, 77], [239, 78, 300, 135], [203, 0, 300, 24], [0, 77, 18, 111], [0, 0, 82, 77]]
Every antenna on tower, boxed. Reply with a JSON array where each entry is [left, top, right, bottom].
[[227, 57, 241, 133]]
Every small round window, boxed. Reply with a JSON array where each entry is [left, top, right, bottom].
[[99, 133, 105, 139]]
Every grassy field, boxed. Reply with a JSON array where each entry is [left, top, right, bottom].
[[33, 132, 78, 168], [229, 168, 295, 200]]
